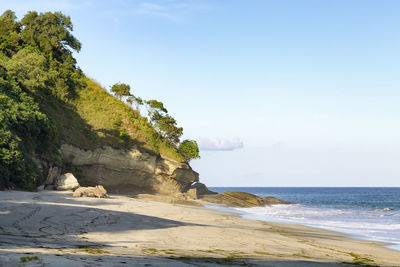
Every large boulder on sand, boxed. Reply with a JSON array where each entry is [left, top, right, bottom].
[[73, 185, 109, 198], [202, 191, 292, 208], [55, 173, 80, 191]]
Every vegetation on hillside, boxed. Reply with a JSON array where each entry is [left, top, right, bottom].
[[0, 10, 199, 190], [178, 140, 200, 163]]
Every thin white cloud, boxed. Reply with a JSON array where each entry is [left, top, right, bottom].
[[0, 0, 93, 14], [0, 0, 210, 22], [198, 138, 244, 151], [135, 2, 173, 18], [133, 1, 210, 20]]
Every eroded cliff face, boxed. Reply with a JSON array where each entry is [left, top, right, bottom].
[[59, 144, 199, 195]]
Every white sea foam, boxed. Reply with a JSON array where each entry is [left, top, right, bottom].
[[234, 204, 400, 251]]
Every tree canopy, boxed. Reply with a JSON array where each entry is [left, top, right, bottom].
[[111, 82, 131, 100], [20, 11, 81, 64], [178, 140, 200, 162], [127, 95, 143, 110], [145, 99, 183, 146], [111, 85, 195, 151], [0, 10, 84, 100], [0, 10, 81, 189], [0, 67, 58, 189], [146, 99, 168, 114], [0, 10, 21, 57]]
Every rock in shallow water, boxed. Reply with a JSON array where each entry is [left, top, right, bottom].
[[202, 191, 292, 208], [263, 196, 292, 205]]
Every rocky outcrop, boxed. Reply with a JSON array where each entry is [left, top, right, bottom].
[[190, 182, 217, 196], [202, 191, 292, 208], [184, 182, 217, 199], [55, 173, 80, 191], [263, 196, 292, 205], [31, 155, 61, 187], [45, 166, 61, 186], [59, 144, 199, 195], [73, 185, 109, 198]]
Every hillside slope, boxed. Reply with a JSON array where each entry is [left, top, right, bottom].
[[42, 78, 184, 161], [0, 10, 198, 192]]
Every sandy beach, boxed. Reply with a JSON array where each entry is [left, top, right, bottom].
[[0, 191, 399, 266]]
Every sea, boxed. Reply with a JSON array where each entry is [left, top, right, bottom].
[[208, 187, 400, 251]]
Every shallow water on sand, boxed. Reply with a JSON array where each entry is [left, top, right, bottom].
[[209, 187, 400, 251]]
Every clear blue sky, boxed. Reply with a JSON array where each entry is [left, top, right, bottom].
[[2, 0, 400, 186]]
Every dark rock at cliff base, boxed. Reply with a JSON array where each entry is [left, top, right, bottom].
[[190, 182, 217, 196], [202, 191, 292, 208], [184, 182, 217, 200]]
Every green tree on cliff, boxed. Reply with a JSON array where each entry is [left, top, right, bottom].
[[152, 112, 183, 146], [19, 11, 84, 99], [127, 95, 144, 110], [146, 99, 168, 115], [3, 47, 54, 92], [0, 10, 82, 189], [111, 82, 131, 100], [0, 70, 58, 189], [178, 140, 200, 162], [0, 10, 21, 57], [146, 99, 183, 146], [20, 11, 81, 64]]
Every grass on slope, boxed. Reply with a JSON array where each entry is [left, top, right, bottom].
[[42, 78, 184, 162]]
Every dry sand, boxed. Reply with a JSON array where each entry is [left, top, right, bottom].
[[0, 190, 399, 266]]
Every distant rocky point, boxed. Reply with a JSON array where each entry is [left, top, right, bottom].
[[201, 191, 292, 208]]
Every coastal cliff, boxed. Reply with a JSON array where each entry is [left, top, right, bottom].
[[59, 144, 199, 195], [0, 11, 200, 192]]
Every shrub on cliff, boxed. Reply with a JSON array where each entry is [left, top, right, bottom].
[[0, 70, 58, 189], [0, 10, 81, 189], [178, 140, 200, 162]]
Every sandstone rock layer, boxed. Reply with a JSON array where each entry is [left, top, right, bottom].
[[60, 144, 199, 195]]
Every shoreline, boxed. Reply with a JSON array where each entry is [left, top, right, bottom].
[[208, 187, 400, 254], [205, 203, 400, 252], [1, 190, 400, 266]]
